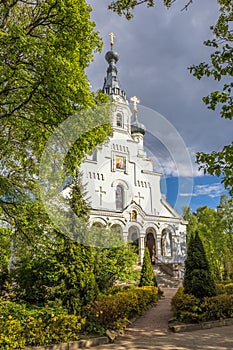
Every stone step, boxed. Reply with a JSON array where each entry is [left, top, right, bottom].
[[153, 267, 182, 288]]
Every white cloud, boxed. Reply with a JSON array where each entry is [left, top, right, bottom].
[[150, 152, 203, 178], [180, 183, 226, 198]]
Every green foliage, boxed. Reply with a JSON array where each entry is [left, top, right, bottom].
[[191, 2, 233, 193], [171, 288, 202, 323], [69, 170, 91, 223], [183, 232, 216, 298], [139, 247, 157, 287], [183, 200, 233, 279], [0, 227, 11, 295], [0, 0, 111, 226], [9, 191, 98, 313], [83, 286, 159, 332], [108, 0, 173, 19], [171, 287, 201, 320], [171, 286, 233, 323], [11, 232, 99, 313], [0, 299, 85, 349], [93, 230, 139, 293], [200, 294, 233, 321], [216, 282, 233, 295]]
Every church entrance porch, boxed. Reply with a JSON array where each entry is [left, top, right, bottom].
[[145, 229, 156, 264]]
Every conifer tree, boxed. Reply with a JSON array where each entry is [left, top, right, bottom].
[[183, 231, 216, 299], [139, 247, 157, 287]]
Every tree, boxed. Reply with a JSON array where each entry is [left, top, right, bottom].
[[192, 1, 233, 195], [108, 1, 200, 19], [183, 231, 216, 298], [0, 0, 111, 226], [93, 231, 139, 293], [217, 194, 233, 277], [10, 174, 98, 313], [0, 226, 11, 295], [139, 247, 157, 287], [184, 202, 233, 279]]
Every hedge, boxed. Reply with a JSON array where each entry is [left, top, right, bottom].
[[0, 287, 160, 348], [171, 287, 233, 323], [0, 299, 85, 350], [83, 286, 159, 332], [216, 283, 233, 295]]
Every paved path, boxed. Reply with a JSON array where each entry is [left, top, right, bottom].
[[91, 287, 233, 350]]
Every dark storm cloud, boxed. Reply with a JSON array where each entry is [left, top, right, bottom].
[[87, 0, 232, 158]]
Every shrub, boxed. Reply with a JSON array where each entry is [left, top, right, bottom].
[[83, 286, 159, 332], [171, 287, 233, 323], [171, 287, 201, 322], [183, 232, 216, 298], [0, 298, 85, 349], [200, 294, 233, 321], [139, 247, 157, 287], [216, 283, 233, 295]]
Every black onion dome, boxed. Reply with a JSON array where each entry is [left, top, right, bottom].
[[131, 119, 146, 135], [105, 50, 119, 63]]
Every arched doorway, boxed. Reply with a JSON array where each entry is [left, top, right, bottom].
[[146, 230, 156, 264]]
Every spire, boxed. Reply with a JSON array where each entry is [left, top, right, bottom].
[[102, 33, 126, 99], [130, 96, 146, 135]]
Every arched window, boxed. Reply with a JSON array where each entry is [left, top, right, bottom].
[[131, 232, 139, 255], [116, 113, 123, 127], [111, 224, 122, 235], [92, 222, 103, 228], [116, 185, 124, 211]]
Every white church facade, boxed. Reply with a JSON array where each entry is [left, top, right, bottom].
[[80, 40, 187, 269]]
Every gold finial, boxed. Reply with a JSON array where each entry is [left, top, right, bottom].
[[130, 96, 140, 114], [109, 32, 115, 49]]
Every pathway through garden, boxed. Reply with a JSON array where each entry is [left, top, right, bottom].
[[90, 287, 233, 350]]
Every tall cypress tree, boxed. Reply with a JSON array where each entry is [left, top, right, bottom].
[[139, 247, 157, 287], [183, 231, 216, 298], [63, 170, 99, 310]]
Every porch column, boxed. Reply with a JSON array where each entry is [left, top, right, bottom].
[[139, 235, 145, 264]]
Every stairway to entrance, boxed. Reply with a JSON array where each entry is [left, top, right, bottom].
[[153, 265, 182, 288]]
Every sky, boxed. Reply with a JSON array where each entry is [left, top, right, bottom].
[[86, 0, 232, 213]]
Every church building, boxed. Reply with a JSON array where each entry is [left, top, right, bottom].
[[80, 36, 187, 269]]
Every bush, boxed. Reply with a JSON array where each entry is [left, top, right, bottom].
[[171, 287, 233, 323], [171, 287, 201, 322], [183, 232, 216, 298], [83, 286, 159, 332], [139, 248, 157, 287], [200, 294, 233, 321], [216, 283, 233, 295], [0, 298, 85, 349]]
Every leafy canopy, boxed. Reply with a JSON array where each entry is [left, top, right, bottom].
[[183, 196, 233, 279], [0, 0, 111, 224]]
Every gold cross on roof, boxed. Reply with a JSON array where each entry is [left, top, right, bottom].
[[130, 96, 140, 114], [109, 32, 115, 49]]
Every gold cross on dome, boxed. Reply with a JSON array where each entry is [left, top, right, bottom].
[[109, 32, 115, 49], [130, 96, 140, 114]]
